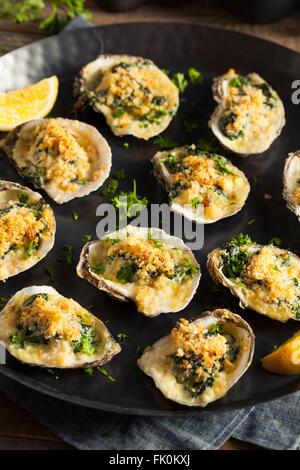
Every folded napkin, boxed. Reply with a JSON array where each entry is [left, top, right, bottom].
[[0, 16, 299, 451]]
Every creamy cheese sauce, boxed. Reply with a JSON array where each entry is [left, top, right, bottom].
[[221, 244, 300, 322], [159, 146, 248, 221], [0, 196, 55, 281], [219, 69, 282, 152], [88, 230, 199, 315], [13, 119, 103, 195], [0, 292, 108, 367], [91, 58, 179, 139]]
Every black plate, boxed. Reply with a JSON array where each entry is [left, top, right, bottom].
[[0, 23, 300, 416]]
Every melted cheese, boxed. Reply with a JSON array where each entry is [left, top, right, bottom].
[[0, 201, 55, 281], [224, 245, 300, 322], [138, 317, 245, 407], [171, 318, 227, 369], [13, 119, 102, 195], [0, 289, 113, 368], [221, 69, 281, 143], [18, 295, 85, 342], [159, 147, 249, 221], [88, 230, 199, 315], [93, 57, 179, 139], [212, 68, 285, 154]]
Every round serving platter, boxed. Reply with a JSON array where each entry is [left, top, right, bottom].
[[0, 22, 300, 416]]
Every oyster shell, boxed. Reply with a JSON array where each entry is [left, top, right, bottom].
[[0, 286, 121, 368], [2, 118, 111, 204], [138, 309, 254, 407], [73, 54, 179, 140], [152, 144, 250, 223], [76, 225, 201, 317], [0, 181, 55, 281], [209, 68, 285, 155], [207, 237, 300, 322], [283, 150, 300, 221]]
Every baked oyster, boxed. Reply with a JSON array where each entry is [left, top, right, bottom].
[[73, 54, 179, 140], [283, 150, 300, 221], [77, 225, 201, 317], [209, 68, 285, 155], [0, 286, 121, 368], [152, 144, 250, 223], [2, 118, 111, 203], [207, 234, 300, 322], [0, 181, 55, 281], [138, 309, 254, 407]]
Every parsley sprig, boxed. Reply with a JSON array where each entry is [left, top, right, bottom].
[[0, 0, 91, 35], [58, 244, 72, 266], [110, 180, 148, 223]]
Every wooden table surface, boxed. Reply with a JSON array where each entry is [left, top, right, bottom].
[[0, 0, 297, 451]]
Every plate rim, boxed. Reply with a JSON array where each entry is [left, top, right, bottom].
[[1, 364, 300, 416]]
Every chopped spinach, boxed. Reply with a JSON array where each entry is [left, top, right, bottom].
[[22, 293, 49, 307], [219, 112, 244, 140], [116, 263, 139, 284], [72, 316, 97, 355], [169, 182, 187, 201], [167, 258, 199, 283], [229, 75, 250, 88], [253, 83, 277, 108], [222, 244, 249, 279], [163, 154, 183, 173], [18, 193, 29, 204], [211, 155, 237, 176]]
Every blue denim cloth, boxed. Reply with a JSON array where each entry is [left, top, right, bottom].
[[0, 16, 299, 451], [0, 373, 299, 450]]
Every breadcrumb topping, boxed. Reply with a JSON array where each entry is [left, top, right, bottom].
[[17, 295, 89, 342], [246, 247, 300, 302], [0, 203, 54, 259], [293, 187, 300, 205], [30, 119, 97, 193], [107, 233, 175, 277], [170, 318, 227, 369]]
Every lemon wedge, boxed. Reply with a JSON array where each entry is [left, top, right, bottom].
[[261, 330, 300, 375], [0, 76, 59, 131]]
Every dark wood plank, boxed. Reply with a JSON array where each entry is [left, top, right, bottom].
[[0, 3, 299, 53], [0, 391, 65, 442], [0, 436, 72, 450], [219, 438, 264, 451]]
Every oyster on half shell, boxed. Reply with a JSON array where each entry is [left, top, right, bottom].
[[2, 118, 112, 203], [76, 225, 201, 317], [138, 309, 254, 407], [209, 68, 285, 155], [152, 144, 250, 223], [207, 236, 300, 322], [0, 181, 55, 281], [73, 54, 179, 140], [283, 150, 300, 221], [0, 286, 121, 368]]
